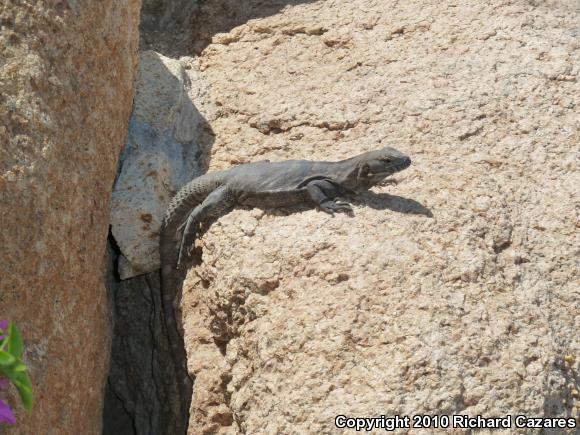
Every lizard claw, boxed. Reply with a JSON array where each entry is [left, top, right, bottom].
[[378, 178, 399, 186], [320, 200, 353, 215], [186, 244, 195, 259], [177, 241, 196, 269], [177, 244, 187, 269], [333, 199, 353, 213]]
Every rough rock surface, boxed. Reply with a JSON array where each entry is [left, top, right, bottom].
[[0, 0, 140, 433], [178, 0, 579, 433], [110, 50, 210, 279]]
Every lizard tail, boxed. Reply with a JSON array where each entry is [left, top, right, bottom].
[[158, 173, 225, 433], [159, 223, 193, 435]]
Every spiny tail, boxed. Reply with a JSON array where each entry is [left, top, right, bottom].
[[158, 175, 223, 433], [160, 221, 192, 435]]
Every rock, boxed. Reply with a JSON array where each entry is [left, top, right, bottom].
[[0, 0, 140, 433], [176, 0, 579, 433], [110, 50, 207, 279]]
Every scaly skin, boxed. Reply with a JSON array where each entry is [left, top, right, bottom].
[[159, 146, 411, 433], [159, 172, 225, 435]]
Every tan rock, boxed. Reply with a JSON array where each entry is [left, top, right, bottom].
[[0, 0, 140, 433], [179, 0, 580, 433], [110, 50, 208, 279]]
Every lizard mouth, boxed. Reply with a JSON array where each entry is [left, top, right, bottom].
[[368, 168, 397, 181], [364, 172, 392, 188], [367, 160, 411, 185], [371, 158, 411, 178]]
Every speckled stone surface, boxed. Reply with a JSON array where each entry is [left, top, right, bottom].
[[110, 50, 207, 279], [175, 0, 579, 433], [0, 0, 140, 432]]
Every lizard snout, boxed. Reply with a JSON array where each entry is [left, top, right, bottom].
[[399, 156, 411, 170]]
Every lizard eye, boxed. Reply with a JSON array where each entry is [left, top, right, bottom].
[[383, 157, 392, 163]]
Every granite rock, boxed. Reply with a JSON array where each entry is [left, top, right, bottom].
[[0, 0, 140, 433], [110, 50, 207, 279], [177, 0, 580, 433]]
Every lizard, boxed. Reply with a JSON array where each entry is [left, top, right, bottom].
[[158, 146, 411, 433]]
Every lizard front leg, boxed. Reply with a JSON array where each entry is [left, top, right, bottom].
[[306, 179, 353, 215], [177, 185, 236, 267]]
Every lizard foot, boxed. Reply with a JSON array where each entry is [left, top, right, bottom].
[[177, 233, 196, 269], [378, 178, 399, 186], [176, 244, 188, 269], [320, 200, 353, 215], [177, 246, 194, 269]]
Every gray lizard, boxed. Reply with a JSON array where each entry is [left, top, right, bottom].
[[159, 146, 411, 433]]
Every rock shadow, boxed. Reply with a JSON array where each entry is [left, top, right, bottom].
[[349, 191, 433, 217], [254, 190, 432, 218], [191, 0, 319, 54], [542, 357, 580, 420], [141, 0, 319, 57]]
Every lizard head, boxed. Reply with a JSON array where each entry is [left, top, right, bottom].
[[350, 146, 411, 189]]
